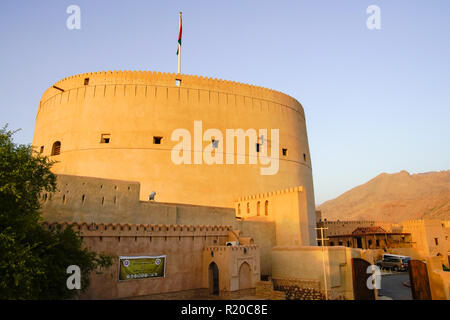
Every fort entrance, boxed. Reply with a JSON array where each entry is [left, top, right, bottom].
[[238, 262, 252, 290], [208, 262, 219, 295]]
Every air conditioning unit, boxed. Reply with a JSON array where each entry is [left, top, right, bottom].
[[226, 241, 240, 246]]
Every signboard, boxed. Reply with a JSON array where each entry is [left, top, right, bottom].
[[118, 255, 166, 281]]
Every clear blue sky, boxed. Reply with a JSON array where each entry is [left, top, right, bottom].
[[0, 1, 449, 205]]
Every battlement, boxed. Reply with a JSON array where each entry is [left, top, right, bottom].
[[236, 186, 304, 202], [41, 221, 232, 237], [203, 245, 259, 252], [321, 220, 377, 225], [48, 70, 297, 102], [39, 70, 304, 117]]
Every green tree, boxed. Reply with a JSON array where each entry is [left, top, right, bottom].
[[0, 126, 112, 299]]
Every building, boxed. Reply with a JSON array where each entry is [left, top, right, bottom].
[[36, 71, 360, 299], [32, 70, 316, 226], [401, 220, 450, 260], [325, 226, 412, 250]]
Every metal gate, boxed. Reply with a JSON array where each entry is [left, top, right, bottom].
[[351, 258, 376, 300], [408, 260, 432, 300]]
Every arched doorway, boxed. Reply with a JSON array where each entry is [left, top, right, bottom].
[[238, 262, 252, 290], [208, 262, 219, 295]]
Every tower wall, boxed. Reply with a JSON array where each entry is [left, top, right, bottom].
[[33, 71, 315, 229]]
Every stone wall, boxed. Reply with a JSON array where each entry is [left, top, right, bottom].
[[402, 220, 450, 259], [271, 246, 362, 300], [234, 186, 315, 246], [273, 278, 325, 300], [41, 174, 236, 226], [255, 281, 285, 300], [42, 221, 232, 299]]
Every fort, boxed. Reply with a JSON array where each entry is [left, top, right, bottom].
[[33, 70, 323, 299], [33, 70, 450, 300], [33, 70, 314, 211]]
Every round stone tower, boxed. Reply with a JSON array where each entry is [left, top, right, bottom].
[[33, 70, 315, 217]]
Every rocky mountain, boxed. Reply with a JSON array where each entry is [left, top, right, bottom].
[[317, 170, 450, 223]]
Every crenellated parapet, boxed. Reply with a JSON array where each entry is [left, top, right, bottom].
[[39, 70, 304, 117], [203, 244, 259, 252], [236, 186, 304, 202], [41, 221, 232, 237]]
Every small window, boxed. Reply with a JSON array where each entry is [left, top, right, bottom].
[[40, 146, 44, 154], [339, 241, 343, 246], [434, 238, 439, 245], [100, 134, 111, 144], [84, 78, 89, 85], [256, 143, 260, 152], [330, 241, 334, 246], [264, 200, 269, 216], [51, 141, 61, 156], [376, 240, 380, 247], [153, 136, 163, 144], [303, 153, 307, 162], [175, 79, 181, 87], [282, 148, 288, 156], [212, 139, 219, 149]]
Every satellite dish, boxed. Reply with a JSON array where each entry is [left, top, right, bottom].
[[148, 191, 156, 201]]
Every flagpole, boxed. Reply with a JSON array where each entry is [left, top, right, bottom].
[[177, 12, 182, 74]]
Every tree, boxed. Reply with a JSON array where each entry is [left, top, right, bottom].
[[0, 126, 112, 299]]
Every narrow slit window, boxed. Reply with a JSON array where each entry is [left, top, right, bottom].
[[100, 134, 111, 144], [282, 148, 288, 156], [303, 153, 307, 162], [40, 146, 44, 154], [84, 78, 89, 85], [153, 136, 163, 144], [256, 143, 260, 153]]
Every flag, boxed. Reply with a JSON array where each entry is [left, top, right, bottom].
[[176, 14, 182, 55]]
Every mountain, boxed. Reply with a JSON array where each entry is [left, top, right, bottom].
[[317, 170, 450, 223]]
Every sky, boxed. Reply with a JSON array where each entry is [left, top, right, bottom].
[[0, 1, 449, 205]]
